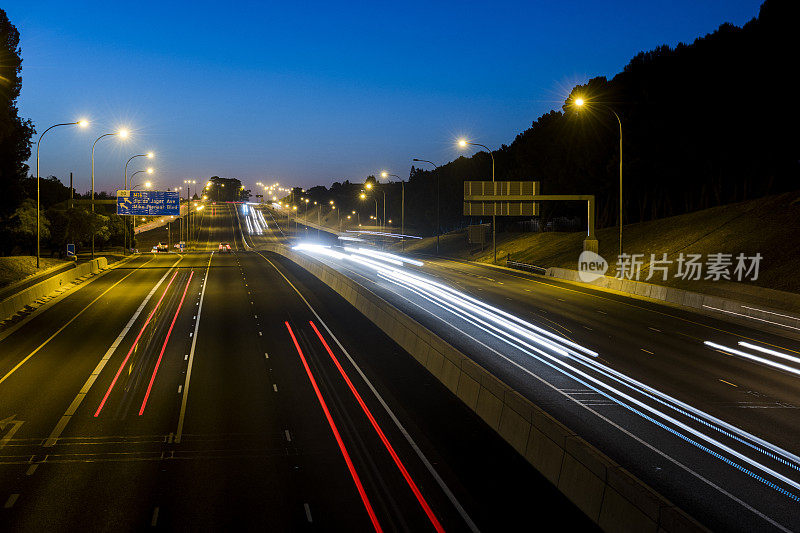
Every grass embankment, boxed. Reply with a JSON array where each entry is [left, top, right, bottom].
[[0, 256, 69, 288], [400, 191, 800, 296]]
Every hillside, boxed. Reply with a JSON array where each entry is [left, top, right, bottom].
[[398, 191, 800, 298]]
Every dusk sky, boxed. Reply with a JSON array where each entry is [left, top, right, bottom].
[[10, 0, 762, 193]]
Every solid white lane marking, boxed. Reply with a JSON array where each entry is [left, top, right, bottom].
[[4, 494, 19, 508], [0, 256, 157, 386], [257, 252, 479, 532], [702, 305, 800, 332], [175, 252, 214, 444], [367, 265, 790, 532], [43, 258, 181, 447]]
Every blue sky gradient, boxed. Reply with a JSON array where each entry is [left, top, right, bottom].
[[8, 0, 763, 192]]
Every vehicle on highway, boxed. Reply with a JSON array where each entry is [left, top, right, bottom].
[[152, 242, 169, 253], [219, 242, 232, 252]]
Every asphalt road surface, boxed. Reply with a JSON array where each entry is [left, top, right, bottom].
[[259, 204, 800, 532], [0, 203, 593, 531]]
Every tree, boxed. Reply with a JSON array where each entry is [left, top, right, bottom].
[[0, 9, 36, 217], [2, 199, 48, 254]]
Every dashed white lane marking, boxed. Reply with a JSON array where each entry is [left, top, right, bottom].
[[254, 314, 258, 319], [264, 353, 269, 359], [176, 252, 214, 444], [4, 494, 19, 508], [25, 464, 37, 476], [648, 326, 661, 332], [189, 332, 193, 337], [597, 309, 607, 315], [258, 331, 262, 336], [272, 384, 278, 392], [184, 354, 188, 361], [151, 506, 159, 526], [178, 385, 183, 394], [640, 348, 654, 355], [284, 430, 292, 442], [304, 503, 313, 522], [42, 260, 181, 448]]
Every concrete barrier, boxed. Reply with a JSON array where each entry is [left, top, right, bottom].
[[545, 267, 800, 332], [262, 244, 706, 532], [0, 258, 108, 322]]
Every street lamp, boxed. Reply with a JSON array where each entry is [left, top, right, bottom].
[[91, 129, 129, 258], [122, 152, 154, 254], [184, 180, 196, 245], [413, 158, 440, 254], [457, 138, 497, 263], [124, 151, 154, 190], [35, 119, 89, 268], [573, 96, 623, 258], [359, 191, 377, 228], [380, 171, 405, 249]]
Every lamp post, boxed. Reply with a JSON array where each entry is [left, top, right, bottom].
[[91, 129, 128, 258], [129, 179, 152, 241], [573, 97, 623, 258], [123, 152, 154, 254], [412, 158, 440, 254], [359, 192, 378, 229], [381, 171, 404, 250], [124, 152, 153, 190], [184, 180, 196, 249], [35, 119, 89, 268], [458, 139, 496, 263]]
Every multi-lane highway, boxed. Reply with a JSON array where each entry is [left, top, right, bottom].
[[0, 204, 592, 531], [256, 204, 800, 532]]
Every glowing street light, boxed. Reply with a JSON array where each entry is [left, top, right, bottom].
[[572, 95, 623, 257], [124, 151, 155, 190], [91, 128, 129, 258], [458, 137, 497, 262], [412, 158, 441, 254], [35, 118, 89, 268]]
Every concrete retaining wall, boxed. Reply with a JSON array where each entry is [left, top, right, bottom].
[[546, 267, 800, 332], [264, 245, 705, 532], [0, 258, 108, 322]]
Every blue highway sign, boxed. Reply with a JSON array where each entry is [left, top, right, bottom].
[[117, 190, 180, 216]]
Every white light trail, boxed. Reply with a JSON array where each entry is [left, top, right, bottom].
[[706, 341, 800, 378], [293, 243, 800, 501], [344, 247, 424, 267], [738, 342, 800, 366]]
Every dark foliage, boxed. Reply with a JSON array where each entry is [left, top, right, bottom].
[[301, 0, 799, 236], [0, 8, 35, 217]]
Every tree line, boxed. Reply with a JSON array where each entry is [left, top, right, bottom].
[[298, 0, 799, 237]]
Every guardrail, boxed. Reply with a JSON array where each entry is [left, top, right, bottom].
[[506, 259, 547, 275], [0, 258, 108, 322]]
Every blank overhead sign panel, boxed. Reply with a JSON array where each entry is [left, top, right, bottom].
[[463, 181, 540, 216], [116, 190, 180, 216]]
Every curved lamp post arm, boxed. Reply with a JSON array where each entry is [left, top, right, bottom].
[[125, 154, 149, 189], [36, 121, 83, 269], [413, 158, 441, 253]]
